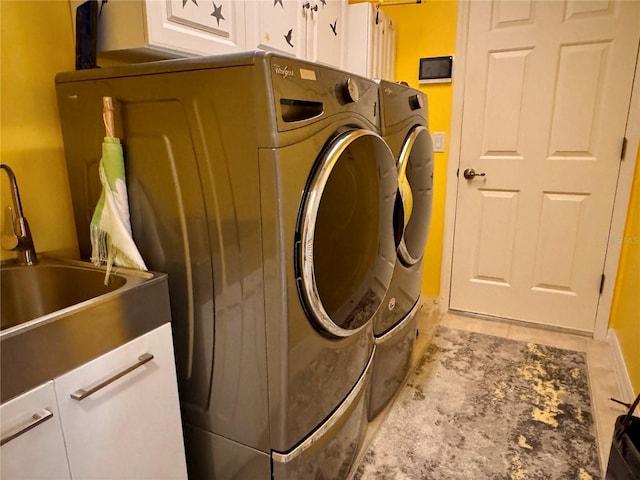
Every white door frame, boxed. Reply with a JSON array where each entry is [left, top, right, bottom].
[[440, 0, 640, 340]]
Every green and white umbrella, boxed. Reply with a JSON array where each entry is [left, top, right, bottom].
[[90, 96, 147, 280]]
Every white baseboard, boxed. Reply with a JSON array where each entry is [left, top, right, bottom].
[[437, 296, 448, 316], [607, 328, 637, 409]]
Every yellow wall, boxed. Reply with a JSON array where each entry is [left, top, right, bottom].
[[609, 145, 640, 394], [382, 1, 458, 298], [1, 0, 78, 261]]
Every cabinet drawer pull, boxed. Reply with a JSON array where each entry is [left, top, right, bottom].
[[71, 353, 154, 401], [0, 409, 54, 446]]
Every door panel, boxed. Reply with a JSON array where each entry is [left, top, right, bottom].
[[450, 0, 640, 331], [492, 0, 533, 27], [565, 0, 613, 20], [533, 192, 588, 292], [483, 50, 530, 157], [549, 42, 609, 157], [472, 189, 519, 285]]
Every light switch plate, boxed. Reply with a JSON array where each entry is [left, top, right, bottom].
[[433, 132, 445, 153]]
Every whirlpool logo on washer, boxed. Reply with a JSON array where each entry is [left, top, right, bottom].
[[274, 64, 294, 79]]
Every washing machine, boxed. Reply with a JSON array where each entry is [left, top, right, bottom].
[[368, 80, 434, 419], [56, 51, 398, 479]]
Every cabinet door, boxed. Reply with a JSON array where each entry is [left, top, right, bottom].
[[371, 9, 384, 79], [309, 0, 347, 69], [379, 10, 396, 81], [96, 0, 247, 57], [54, 324, 187, 480], [250, 0, 306, 58], [147, 0, 248, 55], [345, 2, 373, 77], [0, 382, 71, 480], [366, 9, 395, 80]]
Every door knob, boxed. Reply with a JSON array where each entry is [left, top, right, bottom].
[[463, 168, 486, 180]]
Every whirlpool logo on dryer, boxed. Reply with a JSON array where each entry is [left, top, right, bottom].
[[274, 64, 294, 79]]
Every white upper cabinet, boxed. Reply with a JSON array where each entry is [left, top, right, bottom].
[[81, 0, 248, 61], [250, 0, 307, 58], [247, 0, 348, 69], [84, 0, 348, 68], [378, 9, 396, 80], [145, 0, 249, 55], [346, 2, 396, 80], [308, 0, 348, 69]]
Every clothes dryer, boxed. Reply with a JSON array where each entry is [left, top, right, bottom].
[[56, 52, 398, 479], [368, 80, 434, 419]]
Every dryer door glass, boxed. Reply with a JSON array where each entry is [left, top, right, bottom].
[[297, 130, 397, 337], [397, 126, 434, 266]]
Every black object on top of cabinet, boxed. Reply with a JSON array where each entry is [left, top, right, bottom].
[[75, 0, 99, 70]]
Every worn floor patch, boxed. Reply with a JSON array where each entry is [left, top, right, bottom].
[[353, 326, 601, 480]]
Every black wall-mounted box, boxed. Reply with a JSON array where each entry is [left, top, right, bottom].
[[418, 56, 454, 84]]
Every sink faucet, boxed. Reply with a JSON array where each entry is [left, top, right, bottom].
[[0, 163, 38, 265]]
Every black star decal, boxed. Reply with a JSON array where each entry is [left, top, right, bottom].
[[330, 19, 337, 36], [284, 29, 294, 48], [210, 2, 225, 26], [274, 0, 284, 7], [182, 0, 198, 7]]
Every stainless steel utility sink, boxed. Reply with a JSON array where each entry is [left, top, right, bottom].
[[1, 261, 127, 331], [0, 257, 172, 403]]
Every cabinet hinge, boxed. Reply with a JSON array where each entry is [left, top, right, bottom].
[[599, 273, 605, 294], [456, 168, 459, 177], [621, 137, 628, 161]]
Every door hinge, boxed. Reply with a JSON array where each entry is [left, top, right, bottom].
[[621, 137, 628, 161], [599, 273, 605, 294]]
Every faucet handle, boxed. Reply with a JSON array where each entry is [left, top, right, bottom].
[[1, 206, 19, 251]]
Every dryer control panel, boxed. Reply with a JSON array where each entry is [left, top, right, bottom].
[[378, 79, 428, 129], [268, 55, 378, 132]]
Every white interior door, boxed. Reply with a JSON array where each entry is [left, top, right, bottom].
[[450, 0, 640, 332]]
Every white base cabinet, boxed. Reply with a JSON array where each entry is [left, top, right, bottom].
[[0, 324, 187, 480], [55, 323, 187, 480], [0, 382, 71, 480]]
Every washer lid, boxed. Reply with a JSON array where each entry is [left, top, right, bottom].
[[296, 129, 397, 337], [397, 125, 434, 266]]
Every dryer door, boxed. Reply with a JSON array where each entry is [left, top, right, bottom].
[[397, 125, 434, 266], [296, 129, 397, 337]]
